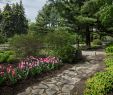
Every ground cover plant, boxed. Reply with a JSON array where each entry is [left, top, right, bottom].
[[84, 45, 113, 95]]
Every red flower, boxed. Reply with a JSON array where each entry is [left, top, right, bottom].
[[7, 67, 12, 73], [0, 71, 4, 77], [11, 69, 16, 77]]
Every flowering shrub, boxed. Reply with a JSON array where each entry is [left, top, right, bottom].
[[0, 56, 61, 85]]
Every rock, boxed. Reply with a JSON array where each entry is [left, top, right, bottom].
[[69, 66, 76, 71], [47, 84, 59, 91], [58, 92, 71, 95], [17, 92, 27, 95], [45, 79, 57, 84], [25, 87, 32, 94], [38, 84, 48, 89], [33, 86, 38, 89], [32, 89, 39, 94], [63, 70, 70, 74], [46, 89, 57, 95], [56, 82, 63, 87], [39, 89, 45, 95], [62, 85, 74, 93]]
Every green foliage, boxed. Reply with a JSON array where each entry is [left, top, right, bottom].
[[77, 16, 97, 24], [0, 1, 28, 38], [92, 39, 102, 45], [9, 34, 43, 58], [105, 46, 113, 53], [0, 76, 5, 85], [105, 57, 113, 67], [84, 71, 113, 95], [56, 46, 76, 63], [35, 3, 60, 33], [97, 5, 113, 27], [17, 69, 29, 80], [84, 45, 113, 95], [7, 55, 16, 63], [45, 31, 75, 48], [45, 31, 77, 63], [0, 53, 5, 63], [12, 1, 28, 34], [102, 36, 113, 42], [0, 50, 16, 63], [0, 33, 6, 44]]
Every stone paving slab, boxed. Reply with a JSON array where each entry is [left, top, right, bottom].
[[17, 51, 105, 95]]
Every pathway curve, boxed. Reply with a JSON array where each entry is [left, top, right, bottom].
[[17, 50, 105, 95]]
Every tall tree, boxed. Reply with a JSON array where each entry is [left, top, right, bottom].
[[12, 1, 28, 34], [35, 3, 62, 33], [0, 3, 14, 37]]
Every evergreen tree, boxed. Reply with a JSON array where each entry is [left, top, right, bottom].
[[35, 3, 61, 33], [12, 1, 28, 34], [0, 3, 14, 37]]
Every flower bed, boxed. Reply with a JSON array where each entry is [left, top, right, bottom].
[[0, 56, 61, 85]]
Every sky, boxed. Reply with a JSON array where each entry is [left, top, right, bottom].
[[0, 0, 47, 22]]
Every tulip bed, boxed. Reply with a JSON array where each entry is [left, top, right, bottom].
[[0, 56, 61, 85]]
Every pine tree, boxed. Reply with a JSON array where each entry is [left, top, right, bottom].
[[0, 3, 14, 37], [12, 1, 28, 34], [35, 3, 61, 33]]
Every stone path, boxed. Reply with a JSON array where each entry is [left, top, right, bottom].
[[17, 51, 105, 95]]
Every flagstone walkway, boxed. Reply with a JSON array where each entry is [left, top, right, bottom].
[[17, 50, 105, 95]]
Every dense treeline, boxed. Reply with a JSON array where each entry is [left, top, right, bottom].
[[30, 0, 113, 48], [0, 1, 28, 39]]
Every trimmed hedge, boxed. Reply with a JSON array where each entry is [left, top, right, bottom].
[[84, 46, 113, 95]]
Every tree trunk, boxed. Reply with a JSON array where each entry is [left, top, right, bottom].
[[77, 26, 80, 50], [85, 26, 91, 48]]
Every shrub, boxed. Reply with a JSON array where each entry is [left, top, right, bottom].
[[45, 31, 80, 63], [9, 34, 43, 58], [105, 57, 113, 67], [7, 55, 17, 63], [0, 33, 7, 44], [84, 71, 113, 95], [92, 39, 102, 45], [45, 31, 75, 49], [56, 46, 76, 63], [0, 53, 6, 63], [0, 50, 16, 63], [105, 46, 113, 53]]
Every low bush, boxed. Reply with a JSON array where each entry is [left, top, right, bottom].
[[105, 46, 113, 53], [7, 55, 16, 63], [84, 71, 113, 95], [9, 34, 43, 58], [56, 46, 76, 63], [104, 57, 113, 67], [0, 53, 6, 63], [92, 39, 102, 45], [0, 50, 16, 63]]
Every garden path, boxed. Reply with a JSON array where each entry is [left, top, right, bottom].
[[17, 50, 105, 95]]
